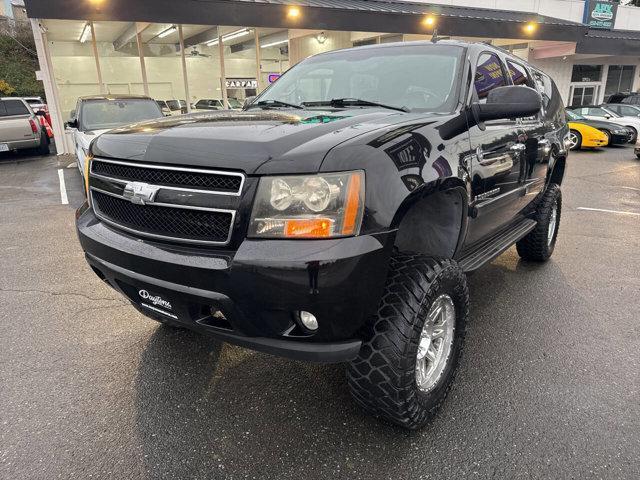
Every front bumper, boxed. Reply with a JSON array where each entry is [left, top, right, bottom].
[[77, 205, 392, 362], [610, 133, 630, 145]]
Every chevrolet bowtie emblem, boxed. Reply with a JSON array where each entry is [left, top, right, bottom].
[[122, 182, 160, 205]]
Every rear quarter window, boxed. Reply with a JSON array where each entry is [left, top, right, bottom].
[[1, 100, 29, 116]]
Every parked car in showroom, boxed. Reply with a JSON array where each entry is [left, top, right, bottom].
[[165, 99, 187, 115], [192, 99, 225, 111], [568, 105, 640, 142], [76, 41, 567, 429], [565, 109, 631, 148], [0, 97, 50, 155], [66, 95, 164, 177]]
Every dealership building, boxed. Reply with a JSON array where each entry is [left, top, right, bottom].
[[19, 0, 640, 154]]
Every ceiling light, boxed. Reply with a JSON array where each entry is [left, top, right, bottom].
[[206, 28, 252, 46], [287, 6, 300, 18], [158, 25, 177, 38], [79, 22, 91, 43], [423, 15, 436, 27], [260, 39, 288, 49]]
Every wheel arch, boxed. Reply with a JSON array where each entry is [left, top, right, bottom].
[[548, 149, 566, 186], [391, 179, 469, 259]]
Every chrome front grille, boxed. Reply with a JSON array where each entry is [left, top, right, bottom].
[[89, 158, 244, 246]]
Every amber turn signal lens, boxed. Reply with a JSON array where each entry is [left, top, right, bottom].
[[341, 173, 362, 235], [84, 155, 92, 198], [285, 218, 333, 238]]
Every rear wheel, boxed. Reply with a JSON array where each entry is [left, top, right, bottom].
[[347, 254, 468, 430], [516, 184, 561, 262], [568, 130, 581, 150]]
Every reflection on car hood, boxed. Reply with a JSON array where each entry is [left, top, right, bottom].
[[91, 109, 413, 174]]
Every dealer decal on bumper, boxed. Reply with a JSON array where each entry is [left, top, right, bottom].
[[138, 289, 178, 319]]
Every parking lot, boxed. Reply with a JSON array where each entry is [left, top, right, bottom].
[[0, 147, 638, 479]]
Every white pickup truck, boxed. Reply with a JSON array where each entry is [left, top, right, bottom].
[[0, 97, 50, 155]]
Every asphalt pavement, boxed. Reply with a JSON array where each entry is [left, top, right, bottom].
[[0, 146, 638, 480]]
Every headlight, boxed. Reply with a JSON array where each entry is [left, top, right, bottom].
[[614, 129, 627, 134], [249, 171, 364, 238]]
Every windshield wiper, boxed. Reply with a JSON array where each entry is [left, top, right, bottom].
[[302, 98, 409, 113], [245, 99, 304, 110]]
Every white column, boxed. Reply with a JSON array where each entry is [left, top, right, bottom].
[[218, 33, 228, 109], [90, 22, 106, 93], [254, 28, 263, 93], [29, 18, 70, 154], [135, 24, 150, 96], [178, 25, 191, 113]]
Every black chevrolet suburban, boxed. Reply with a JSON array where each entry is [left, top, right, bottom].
[[76, 41, 568, 429]]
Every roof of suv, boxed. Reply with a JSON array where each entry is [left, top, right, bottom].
[[78, 94, 154, 101]]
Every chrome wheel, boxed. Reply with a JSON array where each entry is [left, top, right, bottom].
[[415, 294, 455, 393], [568, 131, 579, 150], [547, 201, 558, 246]]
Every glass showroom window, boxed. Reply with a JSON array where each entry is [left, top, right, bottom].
[[184, 24, 225, 111], [143, 24, 188, 114], [44, 19, 104, 121], [604, 65, 635, 101], [571, 64, 603, 83], [218, 26, 260, 108], [93, 21, 145, 97]]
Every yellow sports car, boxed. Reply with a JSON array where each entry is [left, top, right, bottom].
[[567, 122, 608, 150]]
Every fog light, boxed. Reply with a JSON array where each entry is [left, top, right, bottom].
[[298, 311, 318, 331]]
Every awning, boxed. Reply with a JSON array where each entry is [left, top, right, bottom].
[[22, 0, 640, 52]]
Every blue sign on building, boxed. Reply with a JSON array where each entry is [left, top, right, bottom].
[[583, 0, 618, 30]]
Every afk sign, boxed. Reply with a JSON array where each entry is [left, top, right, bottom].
[[583, 0, 617, 30]]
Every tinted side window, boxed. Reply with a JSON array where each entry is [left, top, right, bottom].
[[3, 100, 29, 116], [0, 102, 7, 117], [619, 105, 640, 116], [507, 61, 534, 87], [195, 100, 208, 108], [474, 53, 507, 102]]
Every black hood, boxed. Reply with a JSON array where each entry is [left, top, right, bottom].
[[570, 118, 628, 132], [91, 109, 411, 175]]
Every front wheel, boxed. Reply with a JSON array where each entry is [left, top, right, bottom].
[[626, 126, 638, 143], [347, 254, 468, 430], [568, 130, 582, 150], [601, 130, 612, 146], [516, 184, 562, 262]]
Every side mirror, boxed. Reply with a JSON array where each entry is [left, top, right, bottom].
[[472, 86, 541, 124], [65, 119, 78, 129], [604, 114, 612, 119], [243, 96, 256, 109]]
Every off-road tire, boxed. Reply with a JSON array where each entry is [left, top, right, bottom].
[[516, 183, 561, 262], [347, 254, 468, 430]]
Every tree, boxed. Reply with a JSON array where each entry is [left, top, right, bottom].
[[0, 79, 16, 95], [0, 18, 44, 97]]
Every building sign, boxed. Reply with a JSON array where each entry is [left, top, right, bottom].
[[268, 74, 281, 84], [583, 0, 617, 30], [225, 78, 258, 89]]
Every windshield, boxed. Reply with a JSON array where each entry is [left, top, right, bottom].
[[566, 110, 584, 121], [228, 98, 243, 108], [255, 44, 464, 112], [80, 99, 163, 131]]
